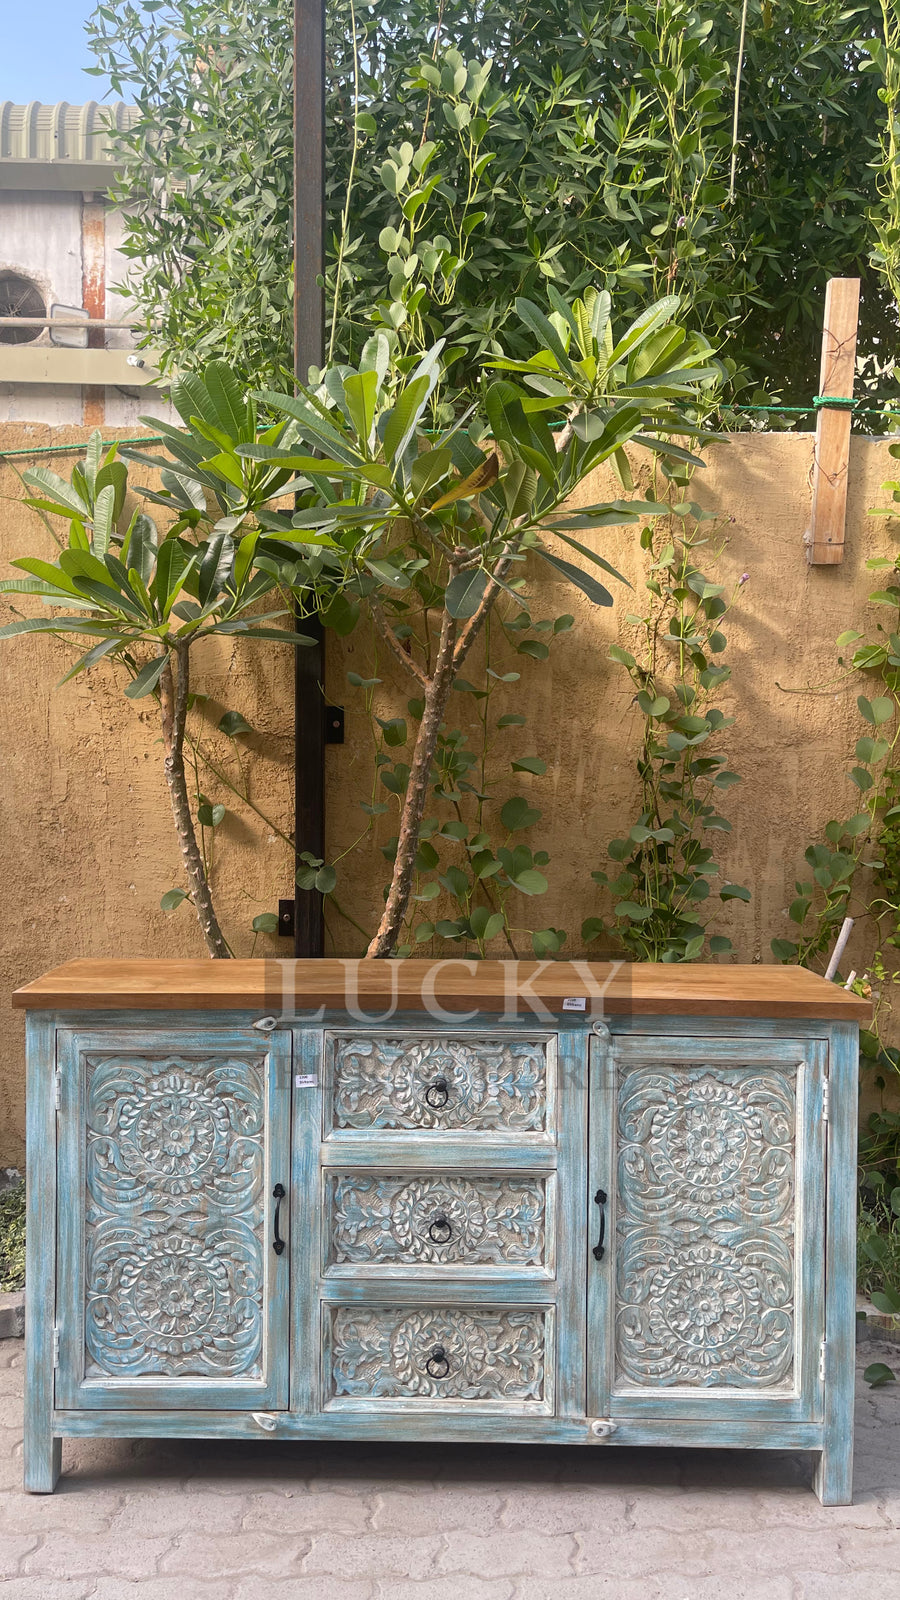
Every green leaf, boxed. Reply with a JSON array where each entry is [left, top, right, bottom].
[[469, 906, 504, 941], [160, 889, 188, 911], [545, 530, 630, 589], [218, 710, 253, 737], [446, 568, 489, 619], [515, 295, 576, 376], [511, 868, 549, 895], [500, 796, 541, 831], [512, 756, 547, 775], [342, 369, 378, 445], [197, 801, 226, 827], [90, 483, 117, 557], [864, 1362, 896, 1388], [720, 883, 751, 902], [383, 372, 432, 466], [872, 1288, 900, 1316], [198, 528, 234, 607], [536, 548, 613, 606], [858, 694, 895, 725], [124, 655, 168, 699]]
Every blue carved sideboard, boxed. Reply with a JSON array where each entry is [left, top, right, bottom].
[[16, 958, 868, 1502]]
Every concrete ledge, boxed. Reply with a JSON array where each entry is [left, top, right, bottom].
[[857, 1297, 900, 1346], [0, 1290, 23, 1339]]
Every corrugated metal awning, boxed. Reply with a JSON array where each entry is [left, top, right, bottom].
[[0, 101, 136, 190]]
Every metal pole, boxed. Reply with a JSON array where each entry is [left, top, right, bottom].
[[293, 0, 326, 957]]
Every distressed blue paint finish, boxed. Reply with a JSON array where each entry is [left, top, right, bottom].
[[24, 1013, 61, 1493], [601, 1033, 826, 1425], [325, 1303, 551, 1407], [325, 1171, 550, 1270], [24, 1000, 858, 1505], [325, 1030, 552, 1134], [815, 1020, 858, 1505], [54, 1026, 291, 1412]]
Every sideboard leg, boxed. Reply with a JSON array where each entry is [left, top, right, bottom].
[[24, 1431, 61, 1495], [813, 1436, 853, 1506], [812, 1022, 858, 1508], [24, 1014, 61, 1494]]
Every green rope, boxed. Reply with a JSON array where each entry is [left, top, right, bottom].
[[0, 436, 166, 461], [730, 400, 900, 419]]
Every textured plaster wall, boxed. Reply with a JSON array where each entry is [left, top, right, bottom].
[[1, 424, 898, 1162]]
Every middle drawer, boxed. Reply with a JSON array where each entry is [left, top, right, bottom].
[[323, 1170, 556, 1277]]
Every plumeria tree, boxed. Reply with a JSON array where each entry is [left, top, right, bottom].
[[251, 286, 721, 955], [1, 291, 719, 958], [0, 370, 321, 956]]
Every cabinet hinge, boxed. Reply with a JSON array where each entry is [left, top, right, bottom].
[[819, 1339, 827, 1382], [52, 1326, 60, 1369], [54, 1068, 61, 1113], [822, 1078, 830, 1123]]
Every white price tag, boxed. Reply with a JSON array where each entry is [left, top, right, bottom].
[[295, 1073, 318, 1088], [562, 996, 587, 1012]]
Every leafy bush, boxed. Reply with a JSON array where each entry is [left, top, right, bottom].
[[0, 1181, 25, 1293]]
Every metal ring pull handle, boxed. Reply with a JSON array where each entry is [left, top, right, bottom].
[[592, 1188, 607, 1262], [424, 1075, 449, 1109], [425, 1344, 450, 1379], [272, 1183, 286, 1255], [428, 1211, 453, 1244]]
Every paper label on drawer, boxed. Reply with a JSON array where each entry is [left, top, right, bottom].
[[562, 996, 587, 1011], [295, 1073, 318, 1088]]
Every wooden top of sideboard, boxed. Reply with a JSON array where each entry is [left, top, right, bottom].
[[12, 958, 871, 1020]]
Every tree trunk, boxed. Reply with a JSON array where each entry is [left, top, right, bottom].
[[367, 608, 458, 957], [159, 648, 231, 959]]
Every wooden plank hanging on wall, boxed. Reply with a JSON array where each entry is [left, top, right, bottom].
[[806, 277, 860, 567]]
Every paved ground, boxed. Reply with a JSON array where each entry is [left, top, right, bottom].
[[1, 1339, 898, 1599]]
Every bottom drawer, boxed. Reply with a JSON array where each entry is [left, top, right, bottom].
[[322, 1304, 555, 1412]]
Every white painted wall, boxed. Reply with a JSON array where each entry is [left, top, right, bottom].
[[0, 191, 173, 427]]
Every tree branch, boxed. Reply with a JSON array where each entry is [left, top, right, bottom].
[[370, 595, 428, 686], [160, 646, 231, 959]]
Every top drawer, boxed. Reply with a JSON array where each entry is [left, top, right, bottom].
[[324, 1031, 554, 1136]]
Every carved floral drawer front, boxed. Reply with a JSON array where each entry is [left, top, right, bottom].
[[324, 1304, 553, 1407], [614, 1061, 799, 1393], [325, 1033, 552, 1134], [324, 1172, 551, 1271]]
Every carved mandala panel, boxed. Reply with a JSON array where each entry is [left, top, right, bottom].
[[616, 1231, 794, 1388], [327, 1035, 548, 1132], [82, 1051, 267, 1382], [617, 1067, 795, 1225], [326, 1173, 547, 1266], [615, 1062, 797, 1390], [85, 1216, 263, 1378], [327, 1306, 549, 1402]]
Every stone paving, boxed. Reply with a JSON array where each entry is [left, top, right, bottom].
[[0, 1338, 898, 1599]]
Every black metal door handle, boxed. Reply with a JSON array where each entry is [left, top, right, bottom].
[[272, 1183, 286, 1255], [428, 1211, 452, 1244], [426, 1344, 450, 1379], [592, 1188, 607, 1261], [425, 1075, 449, 1109]]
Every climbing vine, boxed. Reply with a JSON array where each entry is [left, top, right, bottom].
[[583, 481, 750, 961]]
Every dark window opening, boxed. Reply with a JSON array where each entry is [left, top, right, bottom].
[[0, 274, 46, 345]]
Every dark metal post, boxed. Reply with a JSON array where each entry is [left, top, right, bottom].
[[293, 0, 326, 956]]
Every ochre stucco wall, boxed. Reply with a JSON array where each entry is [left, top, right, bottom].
[[1, 423, 897, 1164]]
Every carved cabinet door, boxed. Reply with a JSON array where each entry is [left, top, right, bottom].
[[54, 1026, 291, 1411], [588, 1031, 827, 1423]]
